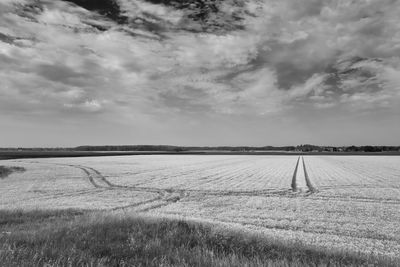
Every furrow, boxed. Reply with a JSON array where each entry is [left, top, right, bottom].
[[291, 156, 300, 192], [107, 196, 163, 211], [302, 157, 318, 193]]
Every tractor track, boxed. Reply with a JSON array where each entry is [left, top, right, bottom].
[[291, 157, 301, 192], [15, 158, 323, 212], [302, 157, 318, 193], [53, 163, 187, 212], [64, 163, 304, 198], [107, 197, 163, 211], [291, 156, 318, 194], [306, 195, 400, 205], [57, 161, 320, 212]]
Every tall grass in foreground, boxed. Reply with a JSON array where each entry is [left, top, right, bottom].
[[0, 210, 395, 267]]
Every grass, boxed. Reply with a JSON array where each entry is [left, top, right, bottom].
[[0, 209, 84, 226], [0, 210, 394, 267], [0, 166, 26, 179]]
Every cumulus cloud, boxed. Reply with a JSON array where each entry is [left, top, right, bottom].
[[1, 0, 400, 122]]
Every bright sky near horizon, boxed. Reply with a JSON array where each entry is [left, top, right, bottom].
[[1, 0, 400, 147]]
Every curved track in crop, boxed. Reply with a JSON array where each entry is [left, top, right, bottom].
[[62, 156, 322, 211]]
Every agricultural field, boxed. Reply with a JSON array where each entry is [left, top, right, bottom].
[[1, 155, 400, 264]]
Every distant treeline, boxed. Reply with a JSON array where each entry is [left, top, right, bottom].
[[1, 145, 399, 152], [73, 145, 297, 152], [296, 144, 400, 152]]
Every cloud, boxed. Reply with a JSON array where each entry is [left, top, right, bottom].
[[1, 0, 400, 123]]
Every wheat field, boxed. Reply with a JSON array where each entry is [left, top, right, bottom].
[[1, 155, 400, 262]]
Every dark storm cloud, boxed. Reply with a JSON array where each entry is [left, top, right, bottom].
[[61, 0, 126, 23]]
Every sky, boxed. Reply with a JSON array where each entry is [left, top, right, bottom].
[[1, 0, 400, 147]]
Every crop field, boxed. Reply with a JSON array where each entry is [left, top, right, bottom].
[[1, 155, 400, 263]]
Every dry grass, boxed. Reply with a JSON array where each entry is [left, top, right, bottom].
[[0, 209, 389, 267]]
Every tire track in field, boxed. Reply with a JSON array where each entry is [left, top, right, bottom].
[[19, 161, 169, 211], [73, 165, 104, 188], [72, 164, 298, 198], [302, 157, 318, 193], [307, 194, 400, 204], [291, 157, 318, 194], [19, 161, 114, 189], [317, 184, 400, 190], [65, 164, 187, 212], [71, 163, 304, 212], [185, 188, 291, 197], [85, 166, 115, 187], [291, 156, 308, 192], [137, 190, 186, 212], [16, 160, 320, 212], [110, 186, 294, 197], [291, 156, 301, 192], [61, 162, 317, 209], [107, 197, 163, 211]]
